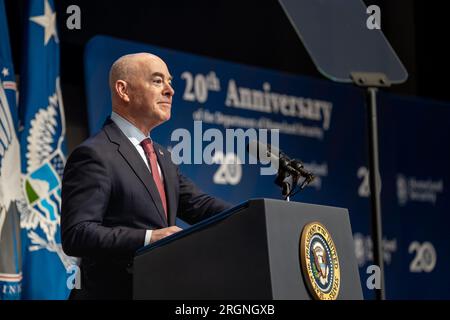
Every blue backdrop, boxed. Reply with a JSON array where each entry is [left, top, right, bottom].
[[84, 35, 450, 299]]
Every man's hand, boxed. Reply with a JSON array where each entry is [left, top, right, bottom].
[[150, 226, 183, 243]]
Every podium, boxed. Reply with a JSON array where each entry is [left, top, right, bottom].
[[133, 199, 363, 299]]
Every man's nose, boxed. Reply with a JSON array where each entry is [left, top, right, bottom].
[[163, 83, 175, 97]]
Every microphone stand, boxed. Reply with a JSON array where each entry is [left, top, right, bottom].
[[247, 141, 315, 201], [274, 158, 315, 201]]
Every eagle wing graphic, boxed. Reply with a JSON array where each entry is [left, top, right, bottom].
[[0, 80, 22, 240], [19, 78, 76, 270]]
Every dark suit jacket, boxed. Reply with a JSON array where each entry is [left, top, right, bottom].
[[61, 119, 231, 299]]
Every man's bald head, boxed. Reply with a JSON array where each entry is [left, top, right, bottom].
[[109, 52, 161, 93], [107, 52, 175, 135]]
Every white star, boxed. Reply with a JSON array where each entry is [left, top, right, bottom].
[[30, 0, 59, 45], [1, 67, 9, 77]]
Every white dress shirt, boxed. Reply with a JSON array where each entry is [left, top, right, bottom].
[[110, 112, 163, 246]]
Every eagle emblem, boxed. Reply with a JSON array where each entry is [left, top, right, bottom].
[[18, 78, 76, 270], [300, 222, 340, 300]]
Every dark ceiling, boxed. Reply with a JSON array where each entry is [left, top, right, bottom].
[[4, 0, 449, 146]]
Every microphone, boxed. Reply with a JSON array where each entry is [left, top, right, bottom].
[[247, 140, 315, 196], [247, 140, 299, 174], [290, 159, 315, 186]]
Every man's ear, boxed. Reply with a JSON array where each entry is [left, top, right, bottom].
[[115, 80, 130, 102]]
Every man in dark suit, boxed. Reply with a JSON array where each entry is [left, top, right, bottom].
[[61, 53, 231, 299]]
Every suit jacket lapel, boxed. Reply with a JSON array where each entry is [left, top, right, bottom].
[[103, 120, 167, 225], [154, 144, 177, 226]]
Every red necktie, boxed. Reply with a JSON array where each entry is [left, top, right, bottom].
[[140, 138, 167, 218]]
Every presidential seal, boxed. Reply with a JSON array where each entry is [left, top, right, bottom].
[[300, 222, 340, 300]]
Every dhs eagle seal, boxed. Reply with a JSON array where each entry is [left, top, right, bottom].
[[300, 222, 340, 300]]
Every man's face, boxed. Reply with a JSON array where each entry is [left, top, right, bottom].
[[127, 56, 175, 129]]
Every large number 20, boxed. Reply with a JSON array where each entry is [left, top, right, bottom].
[[212, 152, 242, 185], [181, 71, 208, 103], [409, 241, 437, 273], [357, 166, 370, 198]]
